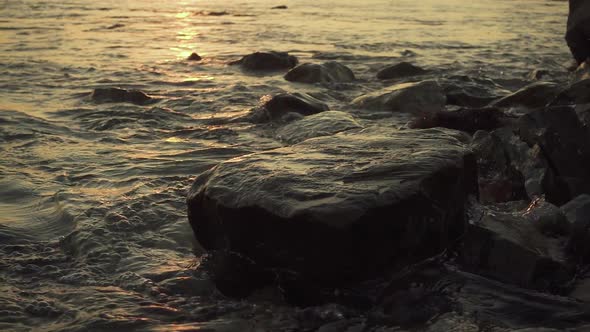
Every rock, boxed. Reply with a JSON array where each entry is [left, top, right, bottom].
[[442, 76, 503, 108], [90, 87, 154, 105], [409, 107, 509, 134], [573, 62, 590, 83], [198, 251, 274, 298], [271, 5, 288, 9], [461, 204, 573, 291], [229, 51, 298, 71], [517, 106, 590, 205], [491, 82, 561, 109], [376, 62, 426, 80], [470, 128, 544, 203], [351, 80, 446, 114], [241, 92, 329, 123], [284, 62, 355, 84], [187, 128, 477, 291], [275, 111, 362, 144], [524, 198, 571, 237], [550, 78, 590, 106], [527, 69, 549, 81], [187, 52, 202, 61], [562, 195, 590, 263]]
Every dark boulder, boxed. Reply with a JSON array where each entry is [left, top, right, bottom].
[[351, 80, 446, 114], [491, 82, 561, 109], [517, 106, 590, 205], [461, 203, 573, 291], [409, 107, 510, 134], [187, 52, 202, 61], [90, 87, 154, 105], [376, 62, 426, 80], [229, 51, 298, 71], [284, 62, 355, 84], [187, 128, 477, 294]]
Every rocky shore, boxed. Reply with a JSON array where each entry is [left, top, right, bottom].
[[181, 52, 590, 331]]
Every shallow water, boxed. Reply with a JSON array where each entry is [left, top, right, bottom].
[[0, 0, 579, 331]]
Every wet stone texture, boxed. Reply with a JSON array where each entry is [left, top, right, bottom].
[[187, 128, 477, 297]]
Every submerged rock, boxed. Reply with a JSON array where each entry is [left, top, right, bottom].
[[271, 5, 288, 9], [461, 204, 573, 291], [187, 128, 477, 294], [376, 62, 426, 80], [491, 82, 561, 109], [351, 80, 446, 114], [284, 62, 355, 84], [241, 92, 329, 123], [442, 76, 503, 108], [409, 107, 509, 134], [187, 52, 202, 61], [90, 87, 154, 105], [275, 111, 362, 144], [229, 51, 298, 71]]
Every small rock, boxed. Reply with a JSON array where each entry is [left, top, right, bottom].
[[106, 23, 125, 30], [527, 69, 549, 81], [376, 62, 426, 80], [241, 92, 329, 123], [90, 87, 154, 105], [187, 52, 202, 61], [285, 62, 355, 84], [229, 51, 298, 71], [351, 80, 446, 114], [271, 5, 288, 9], [491, 82, 561, 109]]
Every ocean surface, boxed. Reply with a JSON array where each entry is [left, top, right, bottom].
[[0, 0, 576, 331]]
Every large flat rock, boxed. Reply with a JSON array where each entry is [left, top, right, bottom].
[[187, 128, 477, 285]]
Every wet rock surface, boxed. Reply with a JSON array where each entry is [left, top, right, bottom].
[[409, 107, 510, 134], [376, 62, 426, 80], [284, 62, 355, 84], [351, 80, 446, 114], [517, 106, 590, 205], [239, 92, 330, 123], [229, 51, 298, 71], [461, 201, 573, 291], [275, 111, 362, 144], [188, 128, 477, 296], [491, 82, 561, 109], [90, 87, 154, 105]]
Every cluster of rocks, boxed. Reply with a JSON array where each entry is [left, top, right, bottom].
[[186, 50, 590, 325]]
